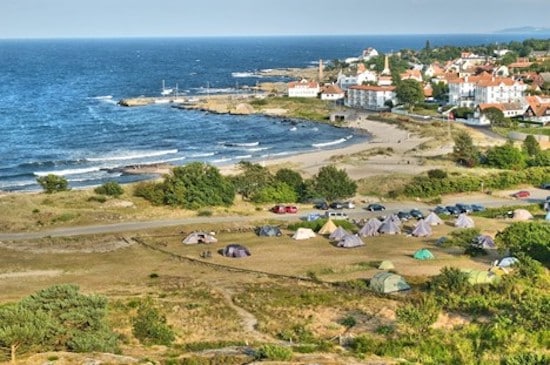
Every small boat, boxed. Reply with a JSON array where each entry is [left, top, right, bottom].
[[161, 80, 173, 96]]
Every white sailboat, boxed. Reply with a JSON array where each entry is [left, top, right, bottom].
[[161, 80, 173, 96]]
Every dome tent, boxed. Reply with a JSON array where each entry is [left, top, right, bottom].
[[318, 219, 338, 235], [222, 244, 251, 258], [498, 256, 519, 268], [336, 234, 365, 248], [257, 225, 282, 237], [412, 219, 432, 237], [472, 235, 496, 249], [424, 212, 444, 226], [370, 272, 410, 293], [463, 269, 500, 285], [378, 260, 395, 270], [512, 209, 533, 221], [413, 248, 435, 260], [182, 232, 218, 244]]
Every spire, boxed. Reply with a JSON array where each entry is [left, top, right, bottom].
[[318, 59, 324, 82], [381, 55, 391, 76]]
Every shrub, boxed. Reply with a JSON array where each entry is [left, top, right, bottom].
[[94, 181, 124, 197], [197, 210, 212, 217], [132, 299, 175, 346], [87, 195, 107, 203], [134, 181, 165, 205], [495, 222, 550, 265], [36, 174, 69, 193], [256, 344, 293, 361], [427, 169, 448, 179]]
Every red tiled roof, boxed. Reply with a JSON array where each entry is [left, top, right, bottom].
[[321, 84, 344, 95], [288, 80, 319, 89], [525, 96, 550, 117]]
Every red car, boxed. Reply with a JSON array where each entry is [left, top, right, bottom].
[[285, 205, 298, 214], [271, 205, 286, 214], [512, 190, 530, 198]]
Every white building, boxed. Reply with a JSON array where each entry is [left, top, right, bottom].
[[448, 73, 492, 107], [287, 79, 320, 98], [474, 78, 527, 104], [336, 69, 378, 90], [346, 85, 396, 110], [320, 84, 345, 101]]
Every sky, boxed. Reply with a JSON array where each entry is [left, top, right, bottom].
[[1, 0, 549, 39]]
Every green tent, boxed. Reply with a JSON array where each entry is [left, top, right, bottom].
[[370, 272, 411, 293], [463, 269, 500, 285], [413, 248, 434, 260], [378, 260, 395, 270]]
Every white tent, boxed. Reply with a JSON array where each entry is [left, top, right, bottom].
[[292, 228, 316, 240], [412, 219, 432, 237], [336, 234, 365, 248], [454, 213, 475, 228], [329, 226, 351, 241], [358, 218, 381, 237], [318, 219, 338, 235], [182, 232, 218, 244], [424, 212, 444, 226], [512, 209, 533, 221]]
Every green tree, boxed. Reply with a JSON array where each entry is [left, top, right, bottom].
[[231, 161, 273, 200], [0, 305, 52, 364], [482, 107, 510, 127], [495, 222, 550, 265], [396, 79, 424, 111], [94, 181, 124, 197], [132, 299, 175, 346], [36, 174, 69, 194], [274, 168, 303, 194], [499, 52, 518, 66], [431, 81, 449, 101], [310, 165, 357, 201], [522, 135, 541, 157], [453, 130, 479, 167], [485, 142, 526, 170], [252, 181, 297, 203], [529, 149, 550, 167]]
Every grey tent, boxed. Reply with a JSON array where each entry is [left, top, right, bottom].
[[497, 257, 519, 268], [182, 231, 218, 244], [359, 218, 382, 237], [412, 219, 432, 237], [472, 235, 496, 249], [257, 225, 282, 237], [424, 212, 444, 226], [370, 272, 411, 293], [378, 260, 395, 270], [378, 217, 401, 235], [329, 226, 351, 241], [222, 244, 251, 258], [336, 234, 365, 248], [390, 214, 402, 226], [454, 213, 475, 228]]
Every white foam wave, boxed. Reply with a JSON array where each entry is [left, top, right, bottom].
[[34, 167, 101, 177], [86, 149, 178, 162], [231, 72, 262, 78], [145, 156, 187, 164], [225, 142, 259, 147], [234, 155, 252, 160], [261, 151, 292, 158], [312, 138, 347, 148], [211, 157, 232, 163], [189, 152, 215, 158], [243, 146, 270, 152], [91, 95, 113, 100]]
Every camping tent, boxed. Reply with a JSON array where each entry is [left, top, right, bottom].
[[358, 218, 381, 237], [336, 234, 364, 248], [455, 213, 475, 228], [435, 236, 448, 246], [257, 225, 282, 237], [292, 228, 316, 240], [222, 244, 251, 258], [318, 219, 338, 235], [498, 257, 519, 268], [472, 235, 496, 249], [464, 269, 499, 285], [182, 232, 218, 244], [378, 218, 401, 235], [329, 226, 350, 241], [413, 248, 435, 260], [412, 219, 432, 237], [378, 260, 395, 270], [390, 214, 402, 226], [512, 209, 533, 221], [370, 272, 411, 293], [424, 212, 444, 226]]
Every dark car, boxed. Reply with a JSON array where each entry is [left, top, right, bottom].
[[471, 204, 485, 212], [540, 183, 550, 190], [365, 203, 385, 211], [433, 206, 451, 215], [397, 211, 412, 221], [445, 205, 461, 215], [329, 202, 344, 210], [314, 201, 329, 210], [455, 203, 473, 214], [410, 209, 424, 219]]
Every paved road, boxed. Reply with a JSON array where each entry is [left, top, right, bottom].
[[1, 190, 543, 242]]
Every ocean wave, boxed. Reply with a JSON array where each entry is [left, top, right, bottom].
[[211, 157, 232, 163], [86, 149, 178, 162], [188, 152, 215, 158], [67, 172, 122, 183], [145, 156, 187, 165], [90, 95, 113, 100], [224, 142, 259, 147], [234, 155, 252, 160], [231, 72, 262, 78], [34, 166, 102, 177], [243, 146, 270, 152], [312, 138, 347, 148], [260, 151, 292, 158]]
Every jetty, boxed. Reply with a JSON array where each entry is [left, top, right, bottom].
[[118, 96, 192, 107]]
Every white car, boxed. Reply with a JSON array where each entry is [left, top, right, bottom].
[[343, 201, 356, 209]]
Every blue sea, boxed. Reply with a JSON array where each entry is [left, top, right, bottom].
[[0, 34, 542, 191]]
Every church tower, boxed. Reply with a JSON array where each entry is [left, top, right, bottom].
[[381, 55, 391, 76], [318, 59, 324, 82]]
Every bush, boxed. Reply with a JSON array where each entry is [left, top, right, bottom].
[[495, 222, 550, 265], [88, 195, 107, 203], [132, 300, 175, 346], [134, 181, 165, 205], [94, 181, 124, 197], [256, 344, 293, 361], [36, 174, 69, 193], [427, 169, 448, 179]]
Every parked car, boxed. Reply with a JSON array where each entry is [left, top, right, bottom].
[[512, 190, 530, 198], [455, 203, 473, 214], [410, 209, 424, 219], [271, 205, 286, 214], [314, 201, 329, 210], [329, 202, 344, 210], [342, 201, 356, 209], [471, 204, 485, 212], [397, 211, 412, 221], [445, 205, 461, 215], [433, 206, 451, 215], [325, 211, 348, 219], [540, 182, 550, 189], [365, 203, 386, 211], [285, 205, 298, 214]]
